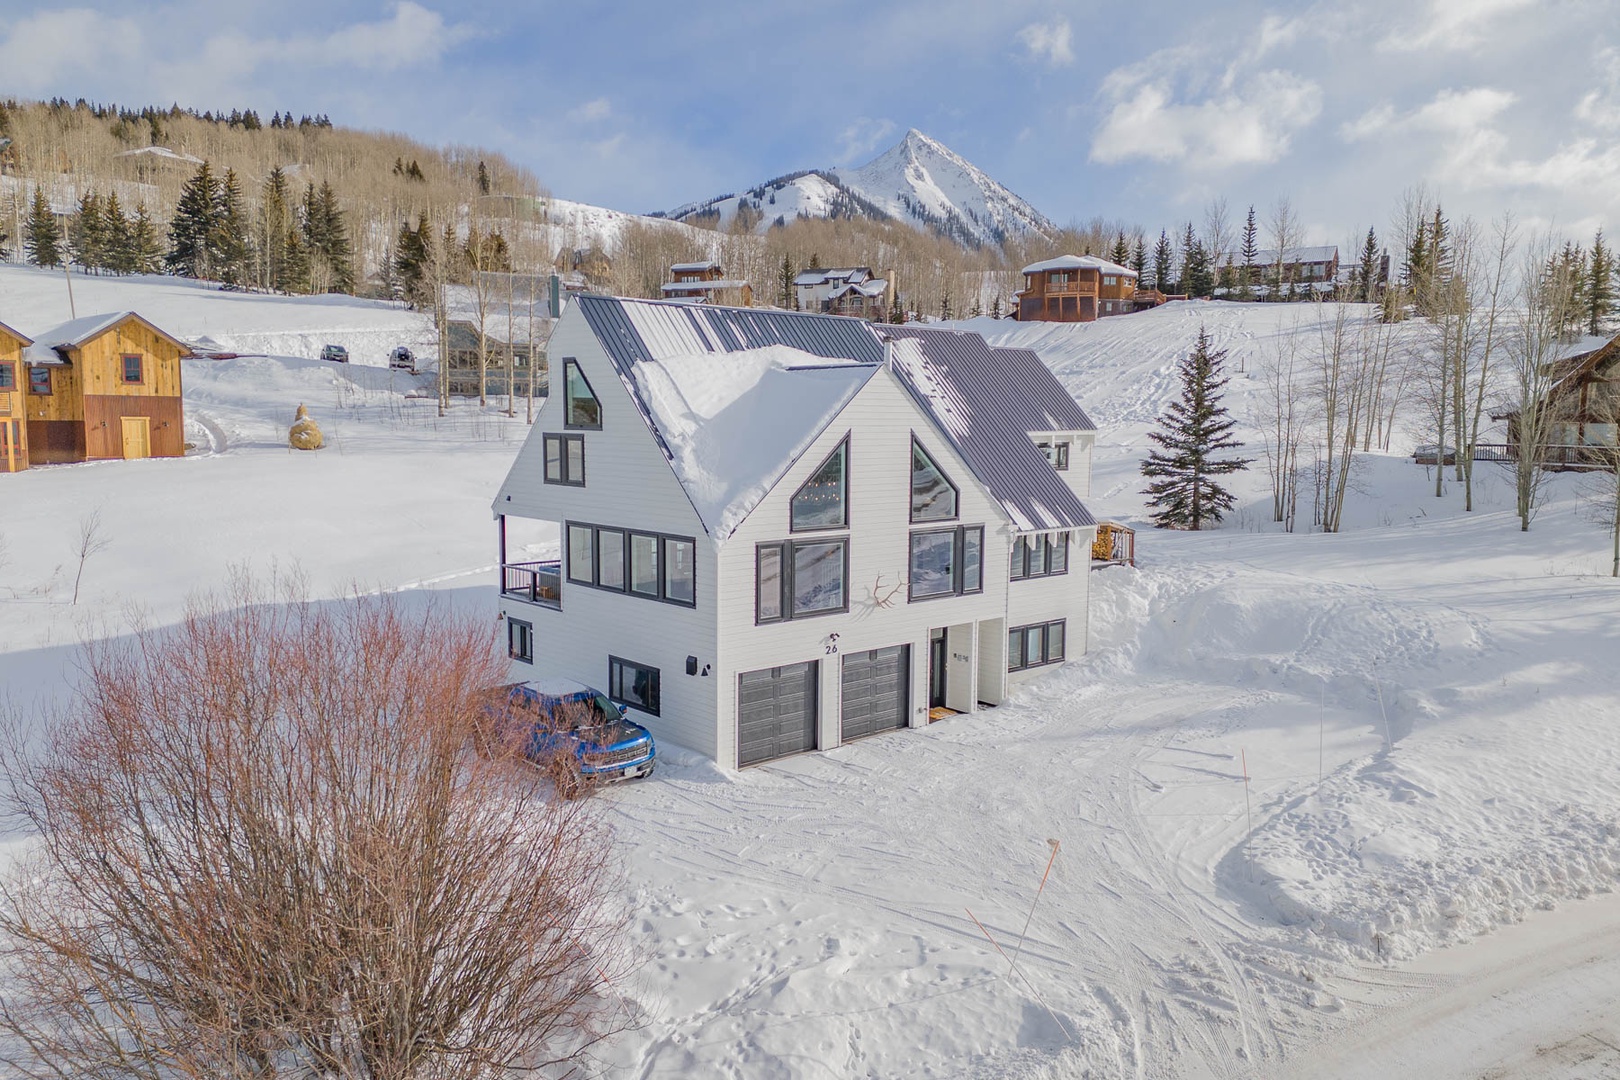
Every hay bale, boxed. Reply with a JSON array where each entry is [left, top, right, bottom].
[[289, 404, 324, 451]]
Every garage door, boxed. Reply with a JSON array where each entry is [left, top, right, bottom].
[[840, 645, 911, 742], [737, 661, 819, 767]]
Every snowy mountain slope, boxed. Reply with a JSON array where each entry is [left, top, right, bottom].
[[661, 130, 1055, 247]]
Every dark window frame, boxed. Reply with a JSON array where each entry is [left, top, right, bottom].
[[27, 366, 51, 396], [565, 521, 697, 608], [542, 432, 587, 486], [1008, 619, 1066, 672], [508, 617, 534, 663], [790, 435, 850, 533], [909, 436, 959, 524], [608, 655, 661, 716], [906, 524, 985, 602], [121, 353, 144, 385], [0, 361, 13, 390], [562, 358, 603, 431], [755, 536, 850, 624], [1010, 532, 1071, 581]]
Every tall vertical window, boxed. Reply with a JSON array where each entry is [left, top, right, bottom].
[[0, 362, 13, 389], [596, 528, 626, 590], [756, 545, 783, 622], [27, 366, 50, 395], [121, 354, 144, 384], [910, 439, 958, 522], [543, 433, 586, 486], [508, 618, 533, 663], [629, 533, 659, 597], [663, 537, 695, 604], [567, 524, 594, 584], [563, 359, 602, 429], [791, 437, 849, 531]]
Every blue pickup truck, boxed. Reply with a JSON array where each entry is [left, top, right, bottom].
[[485, 679, 656, 787]]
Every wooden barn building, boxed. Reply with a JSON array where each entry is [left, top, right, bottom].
[[1014, 255, 1154, 323], [20, 312, 188, 466], [0, 320, 32, 473]]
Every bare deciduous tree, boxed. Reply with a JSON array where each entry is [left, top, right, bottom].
[[69, 509, 109, 605], [1508, 236, 1585, 530], [1256, 318, 1306, 529], [0, 578, 635, 1080]]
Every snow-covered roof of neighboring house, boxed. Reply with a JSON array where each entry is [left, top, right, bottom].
[[877, 325, 1097, 532], [0, 319, 33, 347], [660, 280, 751, 293], [1216, 246, 1339, 267], [1021, 255, 1137, 278], [114, 146, 205, 165], [24, 311, 188, 365], [669, 261, 722, 273], [794, 267, 872, 286], [827, 279, 888, 300]]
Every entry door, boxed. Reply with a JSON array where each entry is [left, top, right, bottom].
[[840, 645, 910, 742], [928, 630, 947, 710], [121, 416, 151, 459], [1, 420, 15, 471]]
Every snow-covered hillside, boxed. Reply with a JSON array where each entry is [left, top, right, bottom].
[[663, 129, 1055, 247], [4, 281, 1620, 1078]]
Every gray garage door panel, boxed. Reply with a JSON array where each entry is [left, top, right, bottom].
[[840, 645, 910, 742], [737, 661, 818, 767]]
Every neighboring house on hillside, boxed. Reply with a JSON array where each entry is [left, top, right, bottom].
[[661, 261, 754, 307], [1014, 255, 1150, 322], [1216, 246, 1341, 293], [0, 320, 32, 473], [1495, 332, 1620, 467], [21, 312, 188, 465], [555, 246, 613, 288], [793, 267, 894, 320], [493, 296, 1098, 769], [444, 320, 548, 399]]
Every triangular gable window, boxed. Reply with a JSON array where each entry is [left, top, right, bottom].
[[564, 359, 602, 429], [791, 437, 848, 532], [910, 438, 958, 522]]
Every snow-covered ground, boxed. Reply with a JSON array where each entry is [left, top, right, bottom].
[[3, 281, 1619, 1079]]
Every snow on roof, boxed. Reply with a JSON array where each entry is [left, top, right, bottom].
[[1021, 254, 1137, 278], [879, 326, 1096, 532], [115, 146, 204, 165], [660, 280, 751, 292], [1217, 246, 1339, 266], [828, 279, 888, 299], [669, 260, 721, 273], [794, 267, 871, 286], [0, 319, 33, 347], [25, 312, 145, 364]]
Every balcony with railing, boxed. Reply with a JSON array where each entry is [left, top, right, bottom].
[[502, 560, 562, 609], [1039, 276, 1098, 297]]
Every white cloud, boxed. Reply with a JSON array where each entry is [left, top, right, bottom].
[[1017, 16, 1073, 68], [1380, 0, 1537, 53], [200, 3, 473, 76], [1341, 87, 1517, 141], [834, 118, 897, 164], [569, 98, 613, 124], [0, 8, 145, 94], [1090, 55, 1322, 168], [1575, 47, 1620, 130]]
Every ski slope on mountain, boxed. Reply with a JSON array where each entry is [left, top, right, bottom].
[[2, 279, 1619, 1078]]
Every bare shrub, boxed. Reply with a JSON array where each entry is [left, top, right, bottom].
[[0, 577, 634, 1079]]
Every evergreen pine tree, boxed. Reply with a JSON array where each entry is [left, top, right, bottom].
[[1131, 237, 1147, 280], [889, 288, 905, 323], [130, 204, 162, 274], [316, 182, 355, 293], [477, 160, 491, 196], [281, 228, 312, 295], [70, 190, 107, 272], [1238, 206, 1259, 301], [990, 294, 1001, 319], [1111, 232, 1131, 269], [1140, 328, 1251, 530], [1176, 222, 1198, 295], [1588, 228, 1613, 336], [1152, 230, 1174, 294], [777, 253, 796, 309], [25, 186, 62, 268], [102, 190, 135, 275], [259, 167, 294, 292], [393, 212, 434, 307], [212, 168, 253, 287], [1357, 226, 1380, 304], [168, 160, 220, 278]]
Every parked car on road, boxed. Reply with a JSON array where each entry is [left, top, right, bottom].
[[1412, 444, 1457, 465], [389, 346, 416, 372], [320, 344, 349, 364], [482, 678, 656, 790]]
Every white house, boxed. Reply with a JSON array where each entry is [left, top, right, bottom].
[[492, 296, 1098, 769], [792, 267, 893, 320]]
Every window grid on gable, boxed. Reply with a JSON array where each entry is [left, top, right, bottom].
[[563, 359, 602, 430], [910, 437, 958, 523], [790, 436, 849, 532], [121, 354, 144, 384]]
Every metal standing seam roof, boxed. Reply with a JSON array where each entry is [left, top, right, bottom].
[[878, 325, 1097, 532]]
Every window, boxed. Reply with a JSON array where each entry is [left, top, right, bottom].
[[908, 526, 984, 601], [1037, 440, 1071, 471], [543, 433, 586, 486], [566, 522, 696, 607], [27, 366, 50, 396], [121, 354, 144, 384], [563, 359, 602, 429], [756, 538, 848, 622], [0, 362, 12, 390], [791, 438, 848, 531], [508, 618, 533, 663], [609, 656, 661, 716], [910, 439, 958, 522], [1050, 272, 1071, 285], [1011, 533, 1070, 580], [1008, 620, 1066, 672], [1103, 275, 1119, 286]]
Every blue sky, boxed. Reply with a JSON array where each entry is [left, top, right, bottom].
[[2, 0, 1617, 245]]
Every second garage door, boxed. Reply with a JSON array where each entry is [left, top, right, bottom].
[[737, 661, 819, 767], [840, 645, 911, 742]]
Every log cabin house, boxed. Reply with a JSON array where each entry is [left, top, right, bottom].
[[21, 312, 188, 466], [1014, 256, 1150, 323], [1490, 332, 1620, 468], [0, 320, 31, 473], [661, 261, 754, 307]]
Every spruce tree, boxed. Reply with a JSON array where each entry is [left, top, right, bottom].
[[477, 160, 491, 196], [212, 168, 252, 287], [25, 186, 61, 268], [168, 161, 220, 278], [259, 167, 294, 292], [393, 212, 434, 307], [1152, 230, 1174, 294], [1176, 223, 1198, 295], [777, 253, 796, 309], [1238, 206, 1259, 301], [313, 181, 355, 293], [70, 190, 107, 272], [1141, 328, 1251, 530], [1111, 232, 1131, 269], [130, 204, 162, 274], [1131, 237, 1147, 280], [1588, 228, 1613, 336], [1357, 227, 1380, 304], [889, 289, 905, 323], [102, 190, 135, 275], [281, 228, 312, 295]]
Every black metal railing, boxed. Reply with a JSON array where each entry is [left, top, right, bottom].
[[1472, 443, 1616, 469], [502, 560, 562, 609]]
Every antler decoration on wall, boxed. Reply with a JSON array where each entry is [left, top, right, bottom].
[[870, 573, 907, 609]]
